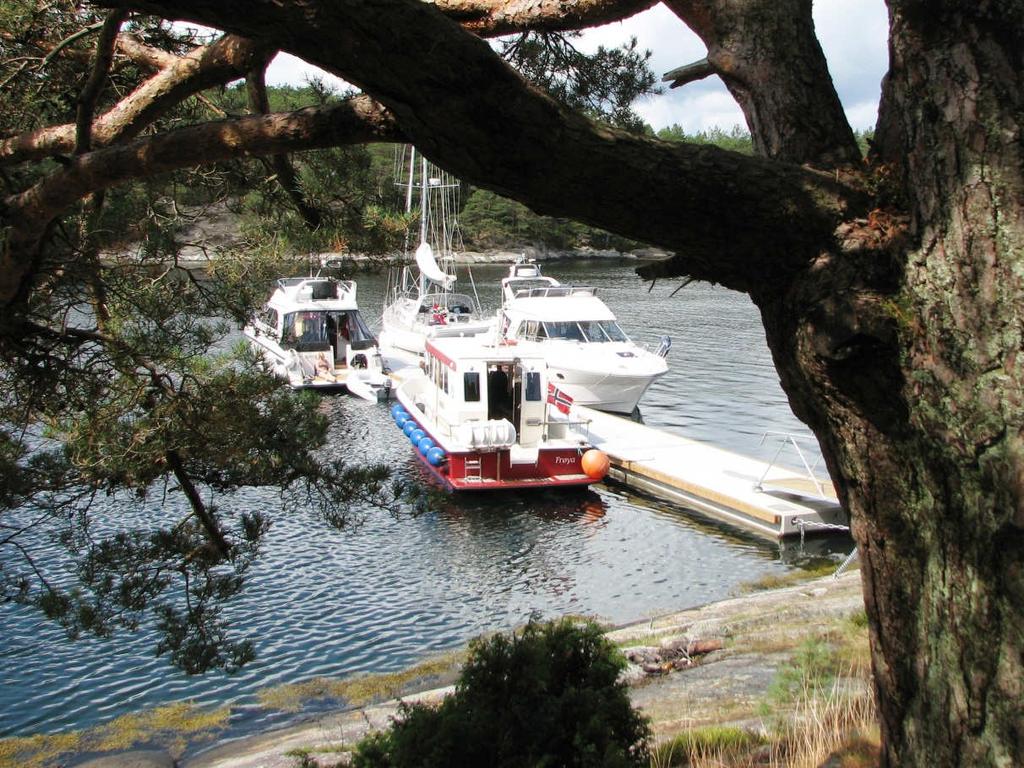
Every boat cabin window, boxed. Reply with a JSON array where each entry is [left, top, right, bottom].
[[428, 355, 450, 394], [578, 320, 629, 343], [283, 311, 329, 347], [521, 320, 547, 341], [524, 371, 541, 401], [541, 321, 584, 341], [464, 372, 480, 402]]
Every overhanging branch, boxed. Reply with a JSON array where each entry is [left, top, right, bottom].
[[75, 10, 129, 156], [1, 34, 266, 167], [102, 0, 866, 289]]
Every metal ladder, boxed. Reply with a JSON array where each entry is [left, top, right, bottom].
[[463, 457, 483, 482]]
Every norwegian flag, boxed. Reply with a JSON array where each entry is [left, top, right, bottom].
[[547, 382, 574, 414]]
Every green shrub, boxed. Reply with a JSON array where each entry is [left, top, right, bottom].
[[352, 619, 650, 768]]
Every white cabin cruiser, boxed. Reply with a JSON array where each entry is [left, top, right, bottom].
[[379, 148, 491, 356], [495, 261, 670, 414], [391, 337, 609, 491], [244, 277, 391, 400]]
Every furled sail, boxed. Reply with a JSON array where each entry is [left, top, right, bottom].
[[415, 241, 455, 289]]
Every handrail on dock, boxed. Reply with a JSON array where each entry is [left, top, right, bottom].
[[755, 431, 831, 500]]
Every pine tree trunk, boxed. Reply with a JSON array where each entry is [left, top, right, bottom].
[[755, 2, 1024, 764]]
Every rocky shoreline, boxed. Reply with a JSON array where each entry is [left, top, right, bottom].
[[71, 570, 866, 768]]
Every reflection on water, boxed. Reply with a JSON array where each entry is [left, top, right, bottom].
[[0, 260, 850, 739]]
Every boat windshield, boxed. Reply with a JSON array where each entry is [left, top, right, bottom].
[[532, 320, 628, 343], [282, 310, 375, 347]]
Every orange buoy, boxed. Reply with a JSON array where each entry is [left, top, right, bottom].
[[581, 449, 610, 480]]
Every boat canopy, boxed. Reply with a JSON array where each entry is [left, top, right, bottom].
[[504, 293, 616, 323]]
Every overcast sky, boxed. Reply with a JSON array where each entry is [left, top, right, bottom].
[[265, 0, 890, 133]]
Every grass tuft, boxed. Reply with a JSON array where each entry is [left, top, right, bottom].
[[652, 726, 764, 766], [738, 563, 838, 594]]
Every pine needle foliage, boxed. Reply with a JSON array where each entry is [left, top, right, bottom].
[[352, 619, 651, 768]]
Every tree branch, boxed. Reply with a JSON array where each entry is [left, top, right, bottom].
[[1, 96, 400, 309], [75, 10, 129, 156], [435, 0, 656, 36], [246, 60, 323, 229], [663, 57, 713, 88], [40, 21, 106, 69], [1, 34, 266, 167], [99, 0, 865, 285], [7, 25, 179, 72]]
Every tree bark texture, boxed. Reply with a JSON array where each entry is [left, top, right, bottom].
[[745, 2, 1024, 765], [435, 0, 656, 36], [852, 2, 1022, 764]]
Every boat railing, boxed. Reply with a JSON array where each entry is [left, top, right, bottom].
[[655, 335, 672, 358], [543, 415, 592, 442], [512, 285, 597, 299], [754, 432, 834, 501]]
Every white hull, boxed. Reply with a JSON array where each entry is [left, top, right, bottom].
[[548, 366, 661, 414]]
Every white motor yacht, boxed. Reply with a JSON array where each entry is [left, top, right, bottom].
[[244, 276, 391, 400], [495, 260, 670, 414]]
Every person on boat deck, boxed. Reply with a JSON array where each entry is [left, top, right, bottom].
[[431, 303, 447, 325]]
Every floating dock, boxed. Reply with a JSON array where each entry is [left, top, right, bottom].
[[577, 406, 846, 540]]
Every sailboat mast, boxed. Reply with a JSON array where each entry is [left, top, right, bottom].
[[419, 155, 430, 246], [404, 147, 416, 221], [419, 154, 429, 296]]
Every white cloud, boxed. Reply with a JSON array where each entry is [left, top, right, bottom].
[[638, 86, 745, 134]]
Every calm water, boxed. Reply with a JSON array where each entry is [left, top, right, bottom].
[[0, 260, 849, 739]]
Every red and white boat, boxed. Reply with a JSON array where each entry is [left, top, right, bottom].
[[391, 337, 609, 491]]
